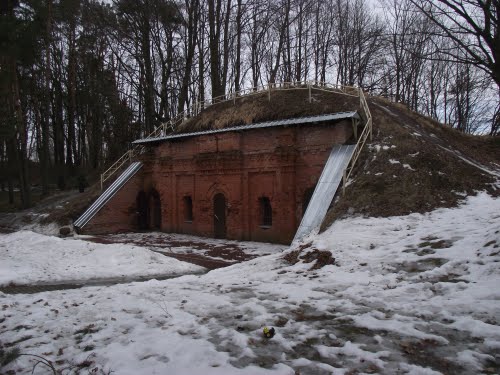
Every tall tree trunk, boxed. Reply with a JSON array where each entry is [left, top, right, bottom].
[[10, 59, 31, 208], [234, 0, 242, 92], [41, 0, 52, 196], [141, 5, 155, 133], [178, 0, 199, 113], [67, 20, 77, 167]]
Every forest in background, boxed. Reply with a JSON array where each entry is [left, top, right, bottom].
[[1, 0, 499, 208]]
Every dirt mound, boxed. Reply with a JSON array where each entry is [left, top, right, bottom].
[[322, 97, 500, 228], [0, 184, 101, 232], [177, 88, 359, 133]]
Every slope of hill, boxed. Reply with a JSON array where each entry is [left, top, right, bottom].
[[322, 97, 499, 228]]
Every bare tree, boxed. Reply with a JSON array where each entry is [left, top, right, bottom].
[[410, 0, 500, 89], [334, 0, 384, 88]]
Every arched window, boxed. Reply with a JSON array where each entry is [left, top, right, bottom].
[[183, 196, 193, 222], [259, 197, 272, 227]]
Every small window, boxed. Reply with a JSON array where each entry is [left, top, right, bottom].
[[259, 197, 272, 227], [183, 196, 193, 222]]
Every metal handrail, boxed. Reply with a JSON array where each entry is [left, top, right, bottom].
[[342, 89, 372, 194], [100, 147, 141, 190], [100, 81, 371, 190]]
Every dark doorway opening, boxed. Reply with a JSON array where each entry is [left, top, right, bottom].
[[302, 186, 316, 218], [149, 189, 161, 229], [183, 196, 193, 222], [136, 191, 149, 229], [259, 197, 272, 227], [213, 193, 226, 239]]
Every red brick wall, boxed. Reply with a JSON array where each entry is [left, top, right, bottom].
[[82, 120, 353, 243], [83, 170, 144, 234]]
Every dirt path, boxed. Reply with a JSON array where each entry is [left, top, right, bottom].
[[83, 232, 282, 270]]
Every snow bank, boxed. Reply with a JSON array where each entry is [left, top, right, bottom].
[[0, 231, 205, 286]]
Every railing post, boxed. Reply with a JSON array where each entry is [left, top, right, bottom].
[[308, 82, 312, 103], [342, 169, 347, 195], [370, 119, 373, 142], [129, 149, 133, 163], [100, 174, 103, 191], [268, 84, 271, 102]]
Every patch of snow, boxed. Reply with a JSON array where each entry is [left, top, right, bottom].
[[0, 231, 205, 286], [370, 144, 395, 153], [402, 163, 415, 171], [316, 341, 391, 368], [389, 159, 400, 164], [398, 363, 443, 375], [456, 349, 494, 371]]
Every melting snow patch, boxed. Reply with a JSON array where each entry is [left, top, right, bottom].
[[398, 363, 444, 375], [370, 144, 396, 153], [456, 349, 495, 371]]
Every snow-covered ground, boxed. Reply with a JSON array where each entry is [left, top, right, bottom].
[[1, 192, 500, 374], [0, 231, 205, 286]]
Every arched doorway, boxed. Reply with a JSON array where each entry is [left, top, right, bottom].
[[149, 189, 161, 230], [136, 191, 149, 230], [213, 193, 226, 239]]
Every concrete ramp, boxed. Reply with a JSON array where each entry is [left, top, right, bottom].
[[74, 162, 142, 230], [293, 145, 356, 243]]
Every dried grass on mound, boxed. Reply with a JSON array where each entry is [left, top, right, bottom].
[[41, 184, 101, 225], [177, 89, 359, 133], [321, 97, 500, 228]]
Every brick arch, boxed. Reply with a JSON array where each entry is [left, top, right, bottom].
[[206, 181, 231, 202]]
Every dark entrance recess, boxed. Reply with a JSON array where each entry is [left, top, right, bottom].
[[213, 193, 226, 239], [302, 186, 316, 217], [184, 196, 193, 222], [259, 197, 272, 227], [149, 189, 161, 229], [136, 191, 149, 229]]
